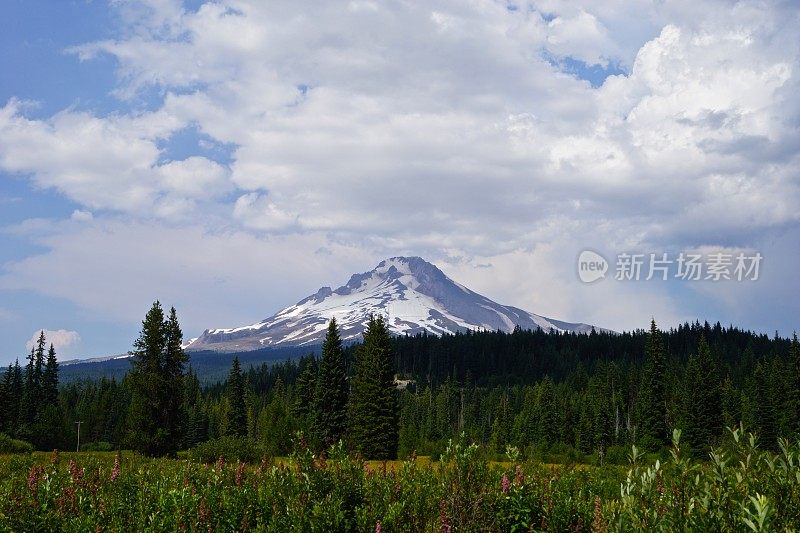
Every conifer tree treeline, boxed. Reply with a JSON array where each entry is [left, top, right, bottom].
[[0, 331, 63, 449], [2, 318, 799, 461]]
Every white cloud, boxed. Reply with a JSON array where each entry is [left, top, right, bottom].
[[71, 210, 93, 222], [546, 10, 620, 67], [25, 329, 82, 359], [0, 0, 798, 336], [0, 218, 376, 335]]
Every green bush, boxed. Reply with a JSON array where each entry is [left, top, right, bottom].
[[0, 432, 34, 454], [81, 441, 116, 452], [188, 436, 266, 463]]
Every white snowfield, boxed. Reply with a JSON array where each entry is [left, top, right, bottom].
[[186, 257, 603, 352]]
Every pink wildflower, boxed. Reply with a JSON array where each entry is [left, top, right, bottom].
[[111, 454, 121, 482], [501, 473, 511, 494], [68, 458, 83, 483], [28, 464, 44, 495], [235, 462, 245, 487]]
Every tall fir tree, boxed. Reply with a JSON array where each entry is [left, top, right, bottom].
[[637, 319, 668, 449], [682, 335, 722, 454], [0, 365, 9, 434], [791, 333, 800, 435], [721, 375, 741, 430], [313, 318, 349, 447], [8, 360, 22, 437], [226, 357, 248, 437], [294, 357, 318, 421], [19, 347, 38, 437], [162, 307, 189, 449], [126, 302, 187, 456], [752, 359, 777, 450], [42, 343, 59, 407], [34, 331, 46, 392], [347, 315, 399, 459]]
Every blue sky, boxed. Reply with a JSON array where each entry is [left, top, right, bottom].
[[1, 0, 798, 365]]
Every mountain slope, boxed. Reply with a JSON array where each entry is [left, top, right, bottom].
[[187, 257, 603, 352]]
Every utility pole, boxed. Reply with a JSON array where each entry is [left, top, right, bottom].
[[75, 421, 83, 453]]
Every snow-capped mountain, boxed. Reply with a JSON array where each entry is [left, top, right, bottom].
[[186, 256, 603, 352]]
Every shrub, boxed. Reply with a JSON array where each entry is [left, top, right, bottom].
[[81, 441, 116, 452], [188, 436, 266, 463], [0, 432, 34, 454]]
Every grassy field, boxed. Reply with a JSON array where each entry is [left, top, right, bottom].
[[1, 429, 799, 531]]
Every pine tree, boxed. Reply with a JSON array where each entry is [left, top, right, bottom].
[[682, 335, 722, 454], [752, 360, 777, 450], [34, 331, 46, 392], [9, 360, 22, 437], [0, 366, 9, 434], [126, 302, 187, 456], [42, 343, 59, 407], [637, 319, 668, 450], [19, 347, 38, 437], [226, 357, 247, 437], [347, 315, 399, 459], [162, 307, 189, 449], [313, 318, 349, 447], [790, 333, 800, 435], [721, 375, 741, 430]]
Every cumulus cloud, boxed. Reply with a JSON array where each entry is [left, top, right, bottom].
[[25, 329, 82, 359], [0, 218, 377, 332], [0, 0, 798, 336]]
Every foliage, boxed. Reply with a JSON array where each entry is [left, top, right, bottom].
[[188, 436, 266, 464], [1, 425, 797, 531], [0, 432, 34, 454]]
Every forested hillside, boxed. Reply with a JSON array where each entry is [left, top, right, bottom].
[[2, 307, 797, 462]]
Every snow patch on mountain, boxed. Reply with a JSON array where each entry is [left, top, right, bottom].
[[187, 257, 605, 352]]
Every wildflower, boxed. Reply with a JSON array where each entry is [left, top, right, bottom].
[[198, 497, 211, 524], [51, 449, 60, 465], [68, 458, 83, 483], [216, 455, 225, 472], [592, 496, 607, 533], [375, 521, 382, 533], [501, 473, 511, 494], [57, 485, 77, 514], [28, 464, 44, 496], [514, 464, 525, 485], [111, 454, 121, 482], [235, 462, 245, 487], [439, 499, 451, 533]]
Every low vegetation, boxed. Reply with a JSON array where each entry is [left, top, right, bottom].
[[0, 427, 798, 531]]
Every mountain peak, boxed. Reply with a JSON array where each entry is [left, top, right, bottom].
[[187, 257, 603, 352]]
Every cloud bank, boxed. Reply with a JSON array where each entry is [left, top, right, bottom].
[[0, 0, 798, 340]]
